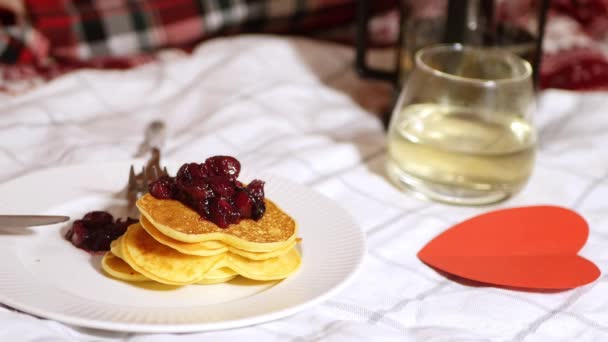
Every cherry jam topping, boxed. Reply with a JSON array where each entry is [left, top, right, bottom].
[[65, 211, 137, 253], [148, 156, 265, 228]]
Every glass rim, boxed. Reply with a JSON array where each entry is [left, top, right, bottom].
[[414, 43, 533, 86]]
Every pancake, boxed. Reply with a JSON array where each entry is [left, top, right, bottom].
[[101, 251, 148, 282], [227, 240, 297, 261], [120, 224, 225, 285], [115, 223, 300, 284], [137, 194, 297, 251], [140, 215, 297, 260], [196, 267, 238, 284], [102, 250, 237, 284], [224, 247, 301, 281], [140, 215, 228, 257], [110, 239, 125, 260]]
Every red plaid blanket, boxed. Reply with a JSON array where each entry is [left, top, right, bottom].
[[1, 0, 607, 91], [1, 0, 394, 63]]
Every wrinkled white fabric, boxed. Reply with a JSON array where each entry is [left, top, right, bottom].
[[0, 36, 607, 342]]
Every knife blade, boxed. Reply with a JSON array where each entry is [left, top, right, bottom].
[[0, 215, 70, 229]]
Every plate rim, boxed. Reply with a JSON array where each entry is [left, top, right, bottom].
[[0, 161, 367, 333]]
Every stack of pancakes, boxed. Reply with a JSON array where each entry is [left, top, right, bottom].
[[101, 194, 301, 285]]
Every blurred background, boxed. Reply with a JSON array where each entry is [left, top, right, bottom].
[[0, 0, 606, 94]]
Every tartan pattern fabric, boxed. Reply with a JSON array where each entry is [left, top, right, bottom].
[[0, 0, 395, 64], [0, 15, 49, 63]]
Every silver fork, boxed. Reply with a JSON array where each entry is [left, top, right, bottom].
[[127, 121, 168, 217], [126, 148, 169, 218], [134, 120, 167, 158]]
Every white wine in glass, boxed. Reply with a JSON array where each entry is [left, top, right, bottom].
[[386, 45, 536, 205]]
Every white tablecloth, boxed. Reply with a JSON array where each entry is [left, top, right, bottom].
[[1, 36, 607, 342]]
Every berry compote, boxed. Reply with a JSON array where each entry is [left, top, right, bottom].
[[148, 156, 266, 228], [65, 211, 137, 253]]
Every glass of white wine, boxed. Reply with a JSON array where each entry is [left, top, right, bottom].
[[386, 44, 536, 205]]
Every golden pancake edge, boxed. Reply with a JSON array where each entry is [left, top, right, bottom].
[[137, 194, 297, 251]]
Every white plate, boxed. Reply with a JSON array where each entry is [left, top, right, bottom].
[[0, 162, 365, 333]]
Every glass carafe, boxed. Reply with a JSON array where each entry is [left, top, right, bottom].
[[356, 0, 549, 86]]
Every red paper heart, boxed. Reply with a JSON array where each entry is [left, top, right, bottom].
[[418, 206, 601, 289]]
